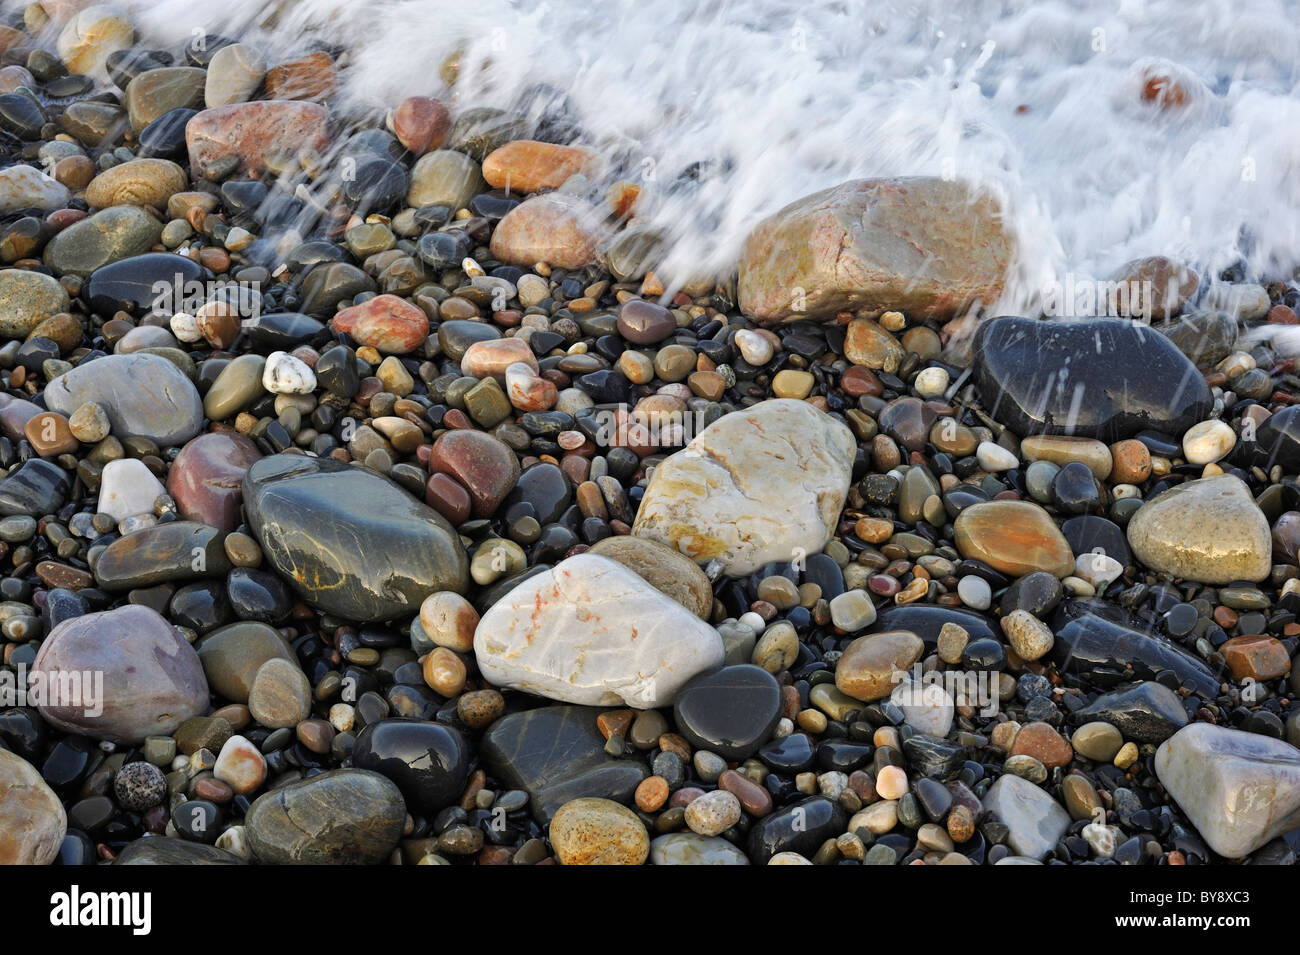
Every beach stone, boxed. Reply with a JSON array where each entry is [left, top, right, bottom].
[[475, 553, 723, 707], [1182, 419, 1235, 465], [46, 353, 200, 446], [1073, 681, 1189, 743], [685, 789, 743, 836], [588, 534, 713, 619], [481, 705, 648, 823], [331, 293, 429, 354], [125, 67, 205, 132], [57, 5, 134, 79], [0, 458, 69, 516], [981, 772, 1070, 860], [245, 769, 406, 864], [243, 454, 468, 622], [1221, 635, 1291, 682], [737, 177, 1012, 324], [1001, 609, 1054, 661], [197, 621, 295, 703], [1072, 721, 1125, 762], [186, 100, 331, 178], [1154, 310, 1238, 366], [1110, 255, 1199, 319], [406, 149, 484, 210], [829, 589, 876, 631], [83, 251, 205, 317], [550, 797, 649, 865], [43, 205, 164, 277], [1009, 721, 1073, 768], [97, 457, 165, 521], [30, 604, 207, 743], [0, 164, 70, 214], [427, 429, 519, 518], [633, 399, 855, 576], [213, 735, 266, 795], [482, 140, 594, 193], [168, 432, 262, 531], [94, 520, 229, 589], [68, 402, 109, 442], [0, 270, 71, 338], [1126, 475, 1270, 584], [203, 354, 265, 420], [490, 192, 601, 269], [1255, 405, 1300, 471], [1020, 435, 1113, 480], [835, 630, 925, 702], [461, 337, 537, 382], [0, 749, 66, 865], [974, 317, 1212, 441], [673, 664, 782, 760], [264, 51, 336, 101], [85, 157, 187, 208], [650, 832, 750, 865], [419, 592, 478, 653], [262, 350, 316, 394], [1155, 723, 1300, 858], [844, 318, 905, 372], [617, 299, 676, 345], [352, 718, 469, 813], [114, 839, 244, 865], [954, 500, 1074, 578], [392, 96, 450, 154], [205, 43, 266, 106], [247, 658, 311, 729]]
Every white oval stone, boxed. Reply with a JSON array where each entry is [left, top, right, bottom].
[[976, 441, 1018, 472], [97, 457, 165, 522], [632, 398, 855, 576], [734, 329, 774, 366], [890, 674, 954, 737], [981, 773, 1070, 861], [262, 351, 316, 395], [473, 553, 725, 708], [1181, 419, 1235, 465], [914, 366, 950, 398], [1155, 723, 1300, 858], [214, 734, 267, 796], [957, 575, 992, 610], [169, 311, 202, 343], [1074, 551, 1123, 588]]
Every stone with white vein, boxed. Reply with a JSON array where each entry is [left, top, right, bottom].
[[473, 553, 725, 708], [632, 398, 855, 576], [1154, 723, 1300, 858], [262, 351, 316, 395]]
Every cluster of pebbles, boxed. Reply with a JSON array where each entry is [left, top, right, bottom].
[[0, 3, 1299, 867]]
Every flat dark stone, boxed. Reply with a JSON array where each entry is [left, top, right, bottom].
[[1072, 681, 1190, 743], [114, 839, 245, 865], [83, 252, 208, 317], [902, 734, 966, 779], [244, 312, 327, 353], [138, 106, 196, 158], [974, 317, 1213, 441], [0, 458, 69, 517], [352, 718, 469, 814], [999, 571, 1063, 617], [673, 664, 782, 761], [244, 769, 406, 864], [1061, 515, 1131, 568], [503, 462, 570, 527], [747, 796, 845, 864], [1047, 603, 1220, 697], [94, 521, 230, 591], [242, 454, 468, 622], [480, 705, 647, 823], [758, 732, 815, 773]]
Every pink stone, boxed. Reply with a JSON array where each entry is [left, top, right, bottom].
[[505, 362, 557, 412], [186, 100, 331, 178], [331, 294, 430, 354], [167, 432, 263, 532], [461, 337, 538, 382], [488, 193, 603, 270], [392, 96, 450, 155]]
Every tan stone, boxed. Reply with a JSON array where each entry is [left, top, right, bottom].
[[549, 797, 649, 865], [1020, 435, 1113, 480], [85, 158, 188, 209], [589, 534, 713, 619], [482, 140, 595, 194], [835, 630, 925, 702], [0, 749, 66, 864], [844, 318, 905, 372], [489, 192, 603, 270], [953, 500, 1074, 578]]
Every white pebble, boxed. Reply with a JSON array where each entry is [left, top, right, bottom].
[[263, 351, 317, 394], [737, 611, 766, 632], [734, 329, 774, 366], [97, 458, 165, 522], [914, 366, 950, 398], [976, 441, 1019, 472], [1075, 551, 1123, 588], [169, 311, 202, 343], [957, 574, 992, 610], [1182, 419, 1236, 465]]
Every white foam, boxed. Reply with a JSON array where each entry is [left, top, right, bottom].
[[32, 0, 1300, 310]]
